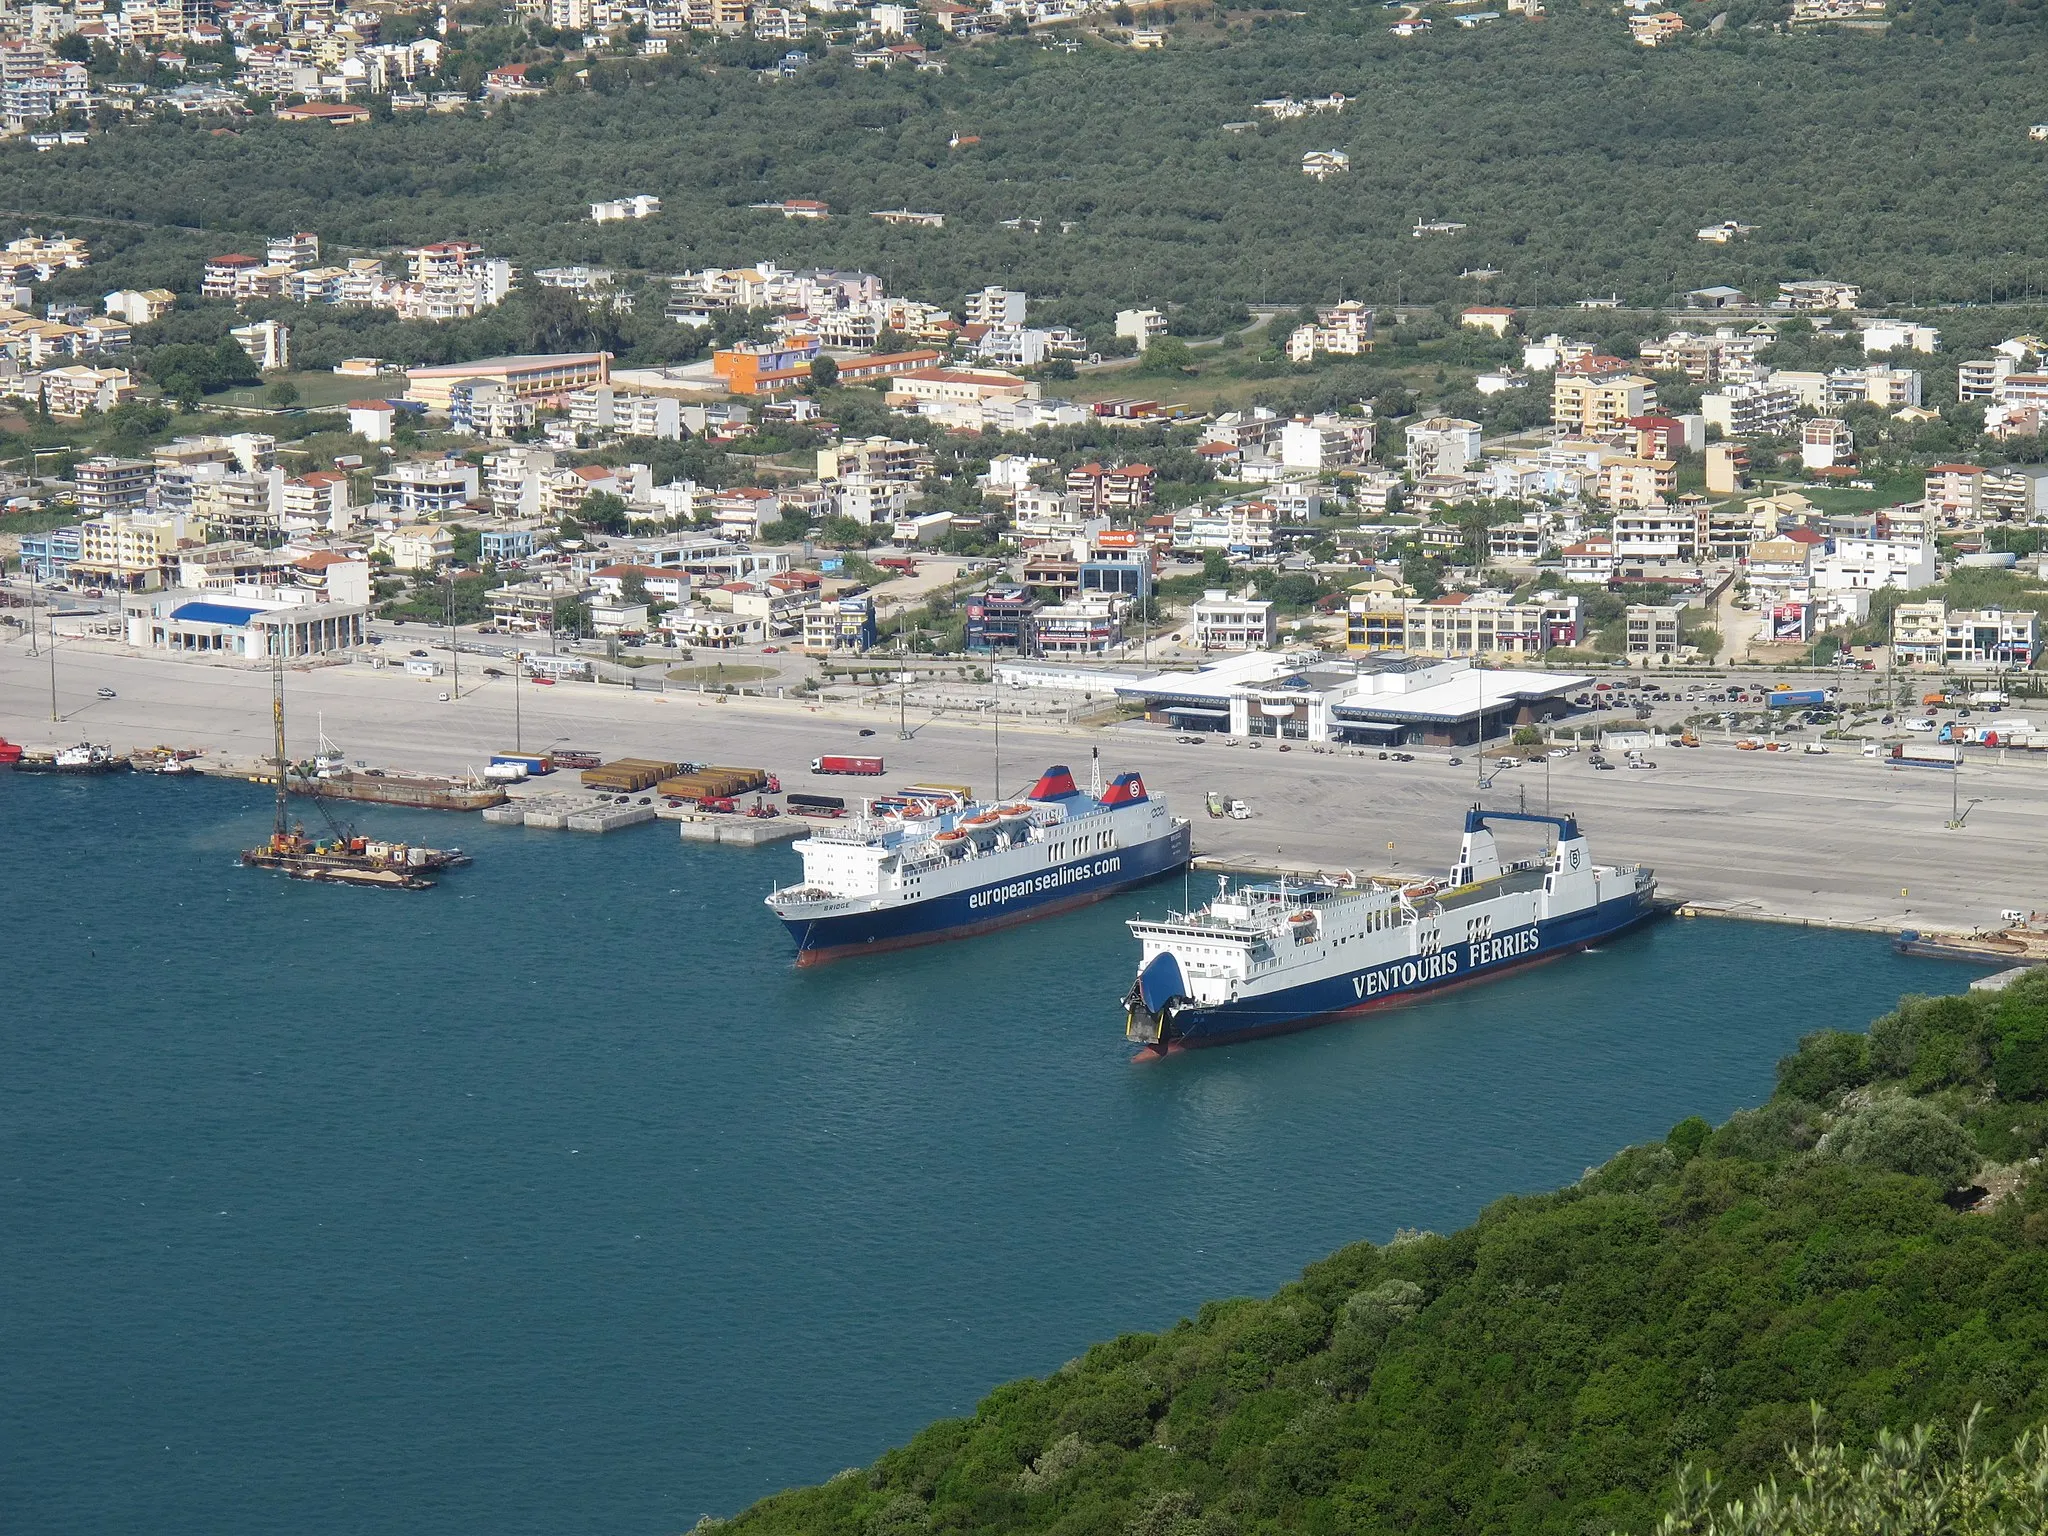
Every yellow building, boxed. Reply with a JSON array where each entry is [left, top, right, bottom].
[[1595, 457, 1678, 509], [72, 511, 195, 591], [1552, 370, 1655, 434]]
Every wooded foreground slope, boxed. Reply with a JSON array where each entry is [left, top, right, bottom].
[[722, 974, 2048, 1535]]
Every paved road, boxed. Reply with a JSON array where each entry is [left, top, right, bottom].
[[4, 637, 2040, 936]]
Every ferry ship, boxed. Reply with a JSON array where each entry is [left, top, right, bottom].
[[766, 758, 1192, 964], [1122, 808, 1656, 1052]]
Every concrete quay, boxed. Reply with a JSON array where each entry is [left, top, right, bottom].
[[4, 643, 2044, 937]]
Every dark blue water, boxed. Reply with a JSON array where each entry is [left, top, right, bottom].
[[0, 774, 1990, 1535]]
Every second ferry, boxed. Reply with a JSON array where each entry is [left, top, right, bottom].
[[766, 757, 1192, 963], [1121, 808, 1657, 1051]]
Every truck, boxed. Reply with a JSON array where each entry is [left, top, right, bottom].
[[1970, 689, 2010, 707], [490, 752, 555, 776], [1767, 689, 1829, 709], [1888, 743, 1958, 771], [813, 755, 885, 775], [786, 793, 847, 817], [1225, 798, 1252, 819]]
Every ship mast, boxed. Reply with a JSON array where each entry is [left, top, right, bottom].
[[271, 642, 289, 842]]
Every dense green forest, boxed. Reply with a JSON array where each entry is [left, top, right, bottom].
[[17, 5, 2048, 318], [714, 969, 2048, 1535]]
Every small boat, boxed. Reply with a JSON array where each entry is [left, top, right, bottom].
[[17, 743, 129, 775]]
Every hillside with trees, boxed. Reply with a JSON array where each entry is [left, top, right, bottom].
[[713, 973, 2048, 1535], [18, 5, 2048, 319]]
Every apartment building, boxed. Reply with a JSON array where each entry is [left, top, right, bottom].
[[74, 456, 155, 518], [372, 461, 479, 518], [71, 510, 195, 591], [1352, 590, 1581, 656], [39, 365, 135, 419], [1171, 500, 1281, 553], [1066, 462, 1156, 515], [963, 286, 1027, 327], [1700, 381, 1800, 438], [1595, 457, 1678, 510], [1610, 505, 1698, 561], [1405, 416, 1482, 476], [1190, 590, 1277, 649], [1285, 300, 1375, 362], [1800, 417, 1854, 470], [449, 379, 535, 438], [1552, 369, 1655, 434], [817, 436, 934, 482], [1280, 414, 1371, 471], [1625, 603, 1683, 655], [1891, 601, 2039, 668]]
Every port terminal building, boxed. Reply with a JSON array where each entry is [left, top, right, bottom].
[[1089, 652, 1588, 746], [121, 590, 369, 658]]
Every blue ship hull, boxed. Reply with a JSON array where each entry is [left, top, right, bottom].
[[782, 821, 1193, 963], [1156, 886, 1660, 1049]]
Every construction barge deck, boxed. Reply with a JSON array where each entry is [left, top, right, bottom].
[[288, 769, 506, 812]]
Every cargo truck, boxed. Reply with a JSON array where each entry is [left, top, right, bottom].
[[1767, 689, 1829, 709], [813, 755, 884, 775], [786, 793, 847, 816], [1888, 743, 1958, 771]]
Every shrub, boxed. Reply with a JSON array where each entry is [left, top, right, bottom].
[[1867, 993, 1995, 1091], [1775, 1030, 1870, 1102], [1703, 1098, 1822, 1164], [1992, 981, 2048, 1102], [1825, 1098, 1979, 1187], [1622, 1411, 2048, 1536]]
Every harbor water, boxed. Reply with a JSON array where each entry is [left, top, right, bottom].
[[0, 773, 1993, 1535]]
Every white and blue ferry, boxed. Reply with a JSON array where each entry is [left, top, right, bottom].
[[766, 759, 1193, 964], [1122, 808, 1657, 1052]]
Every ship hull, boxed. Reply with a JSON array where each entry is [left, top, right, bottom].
[[780, 821, 1192, 964], [1148, 885, 1659, 1051]]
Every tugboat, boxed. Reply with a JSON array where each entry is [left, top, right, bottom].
[[240, 652, 468, 891], [17, 742, 130, 774]]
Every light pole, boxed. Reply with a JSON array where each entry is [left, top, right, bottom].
[[445, 574, 459, 700], [513, 648, 523, 751]]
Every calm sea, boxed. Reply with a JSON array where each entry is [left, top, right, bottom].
[[0, 774, 1990, 1535]]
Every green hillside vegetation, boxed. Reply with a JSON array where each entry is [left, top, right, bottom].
[[19, 5, 2048, 317], [718, 971, 2048, 1536]]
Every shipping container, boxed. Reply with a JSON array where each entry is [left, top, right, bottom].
[[581, 758, 679, 793], [786, 793, 847, 816], [1767, 689, 1828, 709], [656, 766, 768, 801], [900, 781, 972, 804], [813, 755, 885, 775]]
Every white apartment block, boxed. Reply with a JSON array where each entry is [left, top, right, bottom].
[[1811, 537, 1936, 594], [964, 286, 1027, 327], [1190, 590, 1277, 649]]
